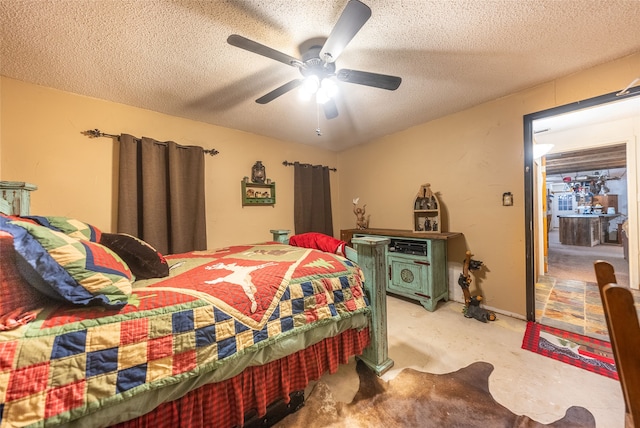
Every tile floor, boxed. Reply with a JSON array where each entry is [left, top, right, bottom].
[[536, 276, 610, 341], [537, 229, 640, 341], [536, 230, 640, 341], [310, 296, 625, 428], [536, 274, 640, 341]]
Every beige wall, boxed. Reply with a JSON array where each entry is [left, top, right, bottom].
[[2, 53, 639, 317], [0, 77, 3, 178], [0, 77, 339, 248], [337, 52, 640, 317]]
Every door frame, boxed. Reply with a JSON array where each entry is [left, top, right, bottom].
[[523, 86, 640, 321]]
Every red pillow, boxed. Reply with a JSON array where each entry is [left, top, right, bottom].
[[288, 232, 346, 256], [0, 231, 46, 329]]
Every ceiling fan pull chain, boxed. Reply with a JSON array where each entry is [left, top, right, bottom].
[[316, 102, 322, 136]]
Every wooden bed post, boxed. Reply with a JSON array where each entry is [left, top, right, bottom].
[[352, 236, 394, 376]]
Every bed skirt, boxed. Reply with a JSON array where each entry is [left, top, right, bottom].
[[111, 327, 370, 428]]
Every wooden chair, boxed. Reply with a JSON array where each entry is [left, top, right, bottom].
[[594, 260, 617, 290], [593, 260, 640, 428], [594, 261, 620, 390]]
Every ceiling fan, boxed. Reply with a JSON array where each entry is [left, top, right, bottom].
[[227, 0, 402, 120]]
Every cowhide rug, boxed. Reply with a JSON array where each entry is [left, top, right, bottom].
[[276, 360, 595, 427]]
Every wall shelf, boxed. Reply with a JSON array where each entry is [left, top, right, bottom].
[[413, 183, 441, 233], [241, 181, 275, 206]]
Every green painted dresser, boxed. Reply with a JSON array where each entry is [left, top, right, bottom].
[[341, 228, 462, 311]]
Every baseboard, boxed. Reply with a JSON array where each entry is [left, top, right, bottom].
[[448, 296, 526, 321]]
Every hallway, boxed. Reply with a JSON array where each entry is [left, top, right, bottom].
[[536, 229, 638, 340], [546, 229, 628, 287]]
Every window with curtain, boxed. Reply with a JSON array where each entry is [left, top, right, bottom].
[[293, 162, 333, 236], [117, 134, 207, 255]]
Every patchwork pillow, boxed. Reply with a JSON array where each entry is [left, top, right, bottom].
[[0, 216, 133, 309], [100, 233, 169, 279], [0, 231, 47, 327], [24, 215, 102, 242]]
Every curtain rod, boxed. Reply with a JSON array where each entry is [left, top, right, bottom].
[[82, 129, 219, 156], [282, 160, 337, 172]]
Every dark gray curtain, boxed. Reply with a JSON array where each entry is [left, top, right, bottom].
[[293, 162, 333, 235], [117, 134, 207, 255]]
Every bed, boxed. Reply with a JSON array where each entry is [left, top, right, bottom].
[[0, 211, 390, 427]]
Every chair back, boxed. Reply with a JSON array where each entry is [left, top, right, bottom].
[[601, 283, 640, 428], [594, 260, 621, 392], [594, 260, 639, 427], [594, 260, 617, 289]]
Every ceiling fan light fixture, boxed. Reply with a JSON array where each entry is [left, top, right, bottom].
[[300, 75, 320, 98], [321, 78, 338, 98], [316, 88, 330, 104], [298, 89, 314, 102], [316, 79, 339, 104]]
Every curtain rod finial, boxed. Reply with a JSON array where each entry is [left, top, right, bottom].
[[82, 129, 102, 138]]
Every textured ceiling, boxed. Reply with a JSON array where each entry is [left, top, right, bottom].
[[1, 0, 640, 151]]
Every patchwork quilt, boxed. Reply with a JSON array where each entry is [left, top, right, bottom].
[[0, 243, 370, 427]]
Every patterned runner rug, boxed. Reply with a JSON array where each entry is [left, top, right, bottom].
[[522, 321, 617, 380]]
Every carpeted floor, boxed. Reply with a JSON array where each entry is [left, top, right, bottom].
[[281, 297, 625, 427], [536, 229, 640, 341]]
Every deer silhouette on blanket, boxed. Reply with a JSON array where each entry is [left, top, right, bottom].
[[204, 262, 277, 313]]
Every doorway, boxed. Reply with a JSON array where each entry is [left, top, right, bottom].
[[536, 144, 629, 338], [524, 87, 640, 328], [543, 145, 629, 286]]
